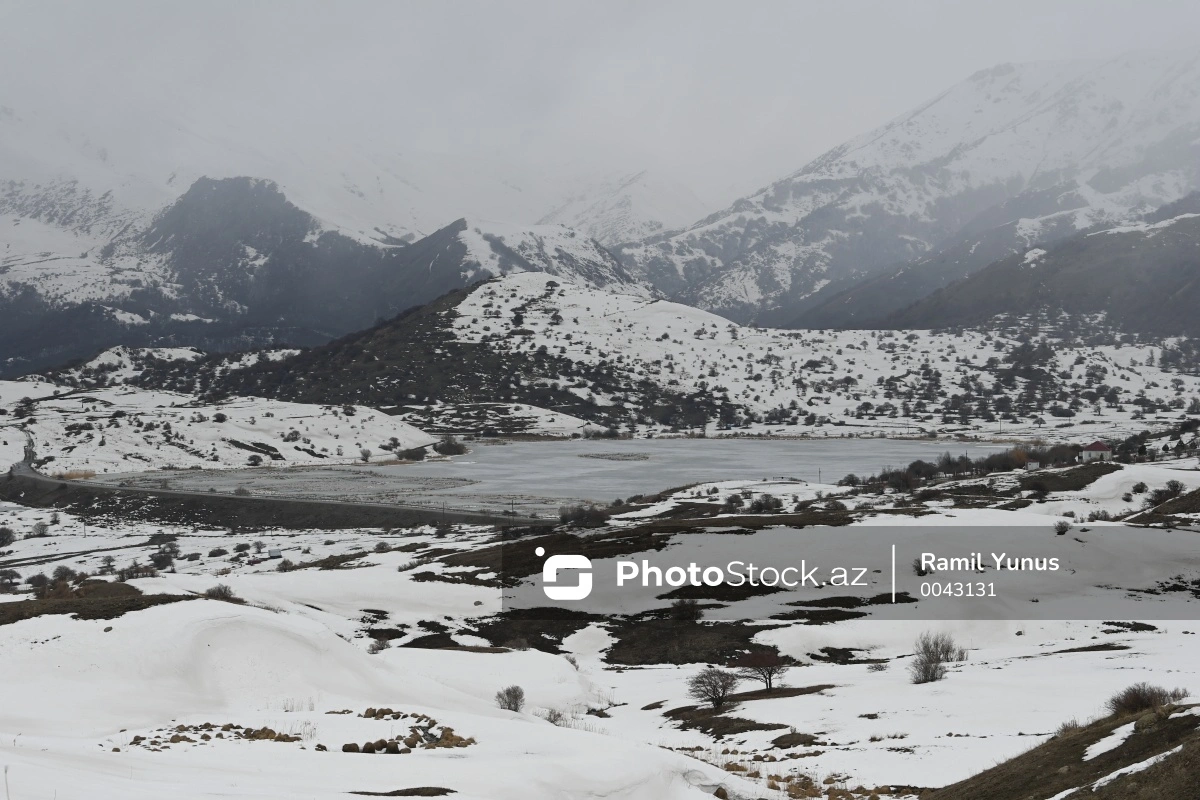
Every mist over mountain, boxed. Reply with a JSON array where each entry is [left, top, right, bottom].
[[618, 51, 1200, 324], [5, 51, 1200, 376]]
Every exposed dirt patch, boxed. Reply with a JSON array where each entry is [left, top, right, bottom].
[[807, 646, 886, 665], [663, 705, 788, 739], [771, 731, 820, 748], [771, 608, 868, 624], [731, 685, 836, 703], [657, 581, 786, 602], [0, 591, 196, 625], [1018, 461, 1122, 493], [464, 607, 600, 654], [605, 619, 781, 666], [1051, 643, 1132, 654], [350, 791, 455, 798]]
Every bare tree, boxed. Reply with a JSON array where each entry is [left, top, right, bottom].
[[732, 649, 789, 692], [687, 667, 740, 709], [359, 448, 372, 463]]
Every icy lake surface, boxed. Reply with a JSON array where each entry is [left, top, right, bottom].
[[101, 438, 1002, 515]]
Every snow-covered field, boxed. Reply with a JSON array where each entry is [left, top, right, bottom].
[[1, 455, 1199, 798]]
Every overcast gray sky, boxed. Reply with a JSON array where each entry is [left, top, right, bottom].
[[3, 0, 1200, 201]]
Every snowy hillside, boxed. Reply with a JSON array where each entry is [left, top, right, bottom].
[[448, 273, 1200, 440], [0, 382, 435, 474], [619, 51, 1200, 323], [185, 271, 1200, 442], [538, 170, 711, 245]]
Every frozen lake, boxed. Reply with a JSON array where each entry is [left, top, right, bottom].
[[100, 438, 1003, 516]]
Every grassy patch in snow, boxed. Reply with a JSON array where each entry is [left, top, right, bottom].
[[926, 704, 1200, 800], [0, 586, 195, 625]]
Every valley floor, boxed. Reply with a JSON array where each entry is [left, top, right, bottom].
[[1, 449, 1198, 799]]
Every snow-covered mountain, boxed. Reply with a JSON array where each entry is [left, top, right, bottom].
[[889, 196, 1200, 334], [537, 170, 710, 245], [0, 100, 693, 374], [618, 51, 1200, 324], [0, 170, 650, 376]]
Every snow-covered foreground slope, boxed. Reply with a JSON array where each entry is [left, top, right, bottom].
[[447, 272, 1200, 441], [0, 381, 435, 474], [1, 471, 1199, 797], [619, 51, 1200, 322], [0, 593, 742, 800]]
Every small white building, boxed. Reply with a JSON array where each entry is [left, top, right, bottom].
[[1081, 441, 1112, 462]]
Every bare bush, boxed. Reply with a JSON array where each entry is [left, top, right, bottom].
[[1054, 520, 1071, 535], [669, 598, 704, 622], [495, 685, 526, 712], [540, 707, 569, 726], [367, 637, 390, 655], [559, 504, 607, 527], [909, 631, 966, 684], [1056, 718, 1083, 737], [687, 667, 740, 709], [203, 584, 240, 602], [1106, 682, 1188, 716], [433, 435, 468, 456]]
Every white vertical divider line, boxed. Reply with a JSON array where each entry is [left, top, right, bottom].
[[891, 544, 896, 603]]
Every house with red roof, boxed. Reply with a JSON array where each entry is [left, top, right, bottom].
[[1081, 440, 1112, 462]]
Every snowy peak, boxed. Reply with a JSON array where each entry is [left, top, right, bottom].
[[452, 218, 648, 293], [537, 170, 711, 245], [621, 51, 1200, 324], [801, 52, 1200, 185]]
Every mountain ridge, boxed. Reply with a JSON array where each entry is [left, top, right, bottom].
[[618, 52, 1200, 324]]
